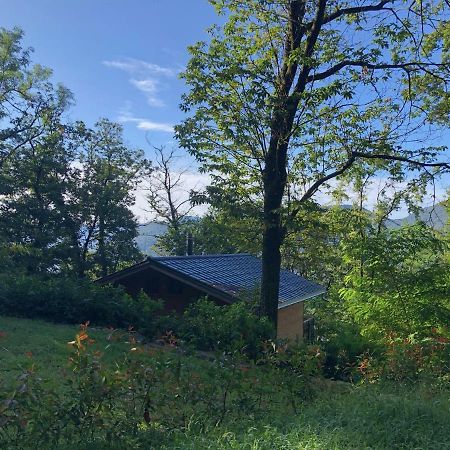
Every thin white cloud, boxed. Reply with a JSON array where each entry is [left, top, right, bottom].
[[136, 120, 174, 133], [103, 57, 176, 107], [103, 58, 176, 77], [130, 78, 164, 107], [118, 112, 174, 133]]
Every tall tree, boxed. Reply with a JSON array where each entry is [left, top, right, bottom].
[[177, 0, 450, 326], [66, 119, 148, 277], [0, 27, 70, 170], [0, 30, 147, 277], [0, 108, 74, 272], [145, 146, 196, 227], [0, 27, 74, 271]]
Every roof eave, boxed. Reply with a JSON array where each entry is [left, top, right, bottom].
[[95, 260, 150, 284], [277, 289, 326, 309]]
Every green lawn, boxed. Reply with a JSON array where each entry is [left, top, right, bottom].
[[0, 315, 130, 389], [1, 315, 449, 450]]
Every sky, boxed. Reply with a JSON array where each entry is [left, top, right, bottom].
[[1, 0, 448, 221], [0, 0, 218, 150], [1, 0, 219, 221]]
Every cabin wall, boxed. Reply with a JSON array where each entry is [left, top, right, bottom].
[[113, 267, 228, 313], [277, 302, 304, 341]]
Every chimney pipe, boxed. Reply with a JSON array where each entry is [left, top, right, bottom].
[[186, 232, 194, 256]]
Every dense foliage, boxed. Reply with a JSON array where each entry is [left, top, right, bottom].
[[0, 28, 147, 278], [156, 211, 261, 257], [340, 224, 450, 340], [0, 273, 162, 337], [176, 298, 274, 356]]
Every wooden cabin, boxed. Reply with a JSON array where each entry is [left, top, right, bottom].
[[96, 253, 325, 341]]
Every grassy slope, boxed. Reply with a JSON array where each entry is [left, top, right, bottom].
[[0, 316, 129, 389], [1, 315, 449, 450]]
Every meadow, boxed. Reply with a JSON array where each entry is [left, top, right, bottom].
[[1, 316, 448, 450]]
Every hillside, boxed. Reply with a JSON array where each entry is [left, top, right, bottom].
[[387, 204, 448, 230], [1, 316, 449, 449]]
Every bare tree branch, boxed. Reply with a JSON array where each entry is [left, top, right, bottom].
[[144, 145, 197, 227]]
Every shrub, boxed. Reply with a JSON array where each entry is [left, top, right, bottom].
[[313, 308, 380, 381], [339, 224, 450, 341], [357, 332, 450, 382], [259, 340, 326, 409], [0, 273, 162, 338], [175, 298, 274, 357], [314, 310, 449, 383]]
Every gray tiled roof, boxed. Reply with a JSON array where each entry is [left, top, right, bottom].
[[153, 253, 325, 307]]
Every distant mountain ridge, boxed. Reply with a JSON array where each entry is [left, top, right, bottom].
[[135, 216, 201, 255], [135, 222, 168, 256], [135, 204, 448, 255], [386, 204, 447, 230], [336, 203, 447, 230]]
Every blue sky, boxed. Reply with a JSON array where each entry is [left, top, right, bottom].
[[1, 1, 448, 220], [1, 0, 218, 151]]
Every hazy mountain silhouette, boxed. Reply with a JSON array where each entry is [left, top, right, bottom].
[[135, 222, 168, 256], [135, 204, 447, 254], [386, 204, 447, 230]]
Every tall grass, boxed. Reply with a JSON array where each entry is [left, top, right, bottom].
[[167, 382, 449, 450]]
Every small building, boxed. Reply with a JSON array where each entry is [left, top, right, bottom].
[[97, 253, 325, 341]]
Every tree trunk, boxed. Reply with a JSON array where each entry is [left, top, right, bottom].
[[260, 203, 283, 326], [98, 215, 108, 277], [260, 122, 290, 326], [71, 232, 85, 278], [260, 100, 296, 327], [257, 0, 326, 327]]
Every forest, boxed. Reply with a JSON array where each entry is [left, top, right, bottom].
[[0, 1, 449, 449]]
